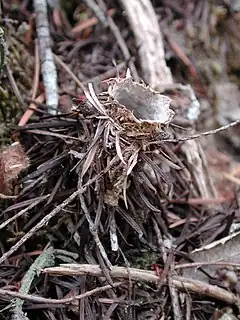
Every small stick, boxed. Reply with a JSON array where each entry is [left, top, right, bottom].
[[18, 41, 42, 126], [71, 8, 116, 35], [175, 261, 240, 270], [83, 0, 108, 26], [78, 178, 112, 268], [54, 54, 85, 92], [0, 174, 103, 265], [0, 195, 49, 231], [6, 64, 25, 111], [161, 119, 240, 143], [34, 0, 58, 114], [0, 282, 122, 305], [168, 272, 183, 320], [91, 0, 139, 80], [12, 248, 55, 319]]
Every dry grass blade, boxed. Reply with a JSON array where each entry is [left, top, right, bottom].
[[115, 132, 126, 165], [126, 146, 140, 176], [81, 142, 99, 178], [81, 121, 105, 177], [117, 207, 144, 238]]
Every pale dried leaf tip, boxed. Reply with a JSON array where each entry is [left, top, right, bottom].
[[125, 68, 131, 78], [108, 74, 174, 125]]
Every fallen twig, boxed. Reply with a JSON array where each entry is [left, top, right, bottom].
[[34, 0, 58, 114], [54, 54, 85, 92], [83, 0, 108, 27], [18, 41, 41, 126], [0, 174, 103, 265], [71, 8, 116, 35], [161, 119, 240, 143], [0, 282, 122, 305], [6, 64, 25, 111], [175, 261, 240, 270], [0, 195, 49, 231], [168, 272, 183, 320], [119, 0, 172, 87], [94, 0, 139, 80], [43, 264, 240, 306]]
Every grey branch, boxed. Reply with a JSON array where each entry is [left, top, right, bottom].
[[43, 264, 240, 306], [34, 0, 58, 114]]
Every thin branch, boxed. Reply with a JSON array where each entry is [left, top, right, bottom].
[[175, 261, 240, 270], [0, 282, 122, 305], [6, 64, 25, 111], [18, 40, 41, 126], [0, 195, 49, 231], [168, 273, 183, 320], [54, 54, 85, 92], [78, 177, 112, 268], [43, 264, 240, 306], [34, 0, 58, 114], [0, 174, 103, 265], [161, 119, 240, 143], [90, 0, 139, 80], [118, 0, 172, 87], [83, 0, 108, 27]]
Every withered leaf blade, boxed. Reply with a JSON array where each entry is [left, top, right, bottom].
[[81, 142, 99, 178], [115, 132, 126, 165]]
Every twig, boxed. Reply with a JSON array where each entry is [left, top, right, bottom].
[[6, 64, 25, 111], [34, 0, 58, 114], [0, 193, 17, 199], [168, 272, 182, 320], [94, 0, 139, 81], [109, 211, 118, 252], [18, 41, 41, 126], [12, 248, 55, 320], [0, 195, 49, 231], [71, 8, 116, 35], [78, 177, 112, 268], [80, 275, 86, 320], [18, 94, 44, 126], [43, 264, 240, 306], [161, 119, 240, 143], [0, 27, 8, 71], [83, 0, 108, 27], [0, 282, 122, 305], [26, 129, 82, 141], [224, 172, 240, 186], [119, 0, 172, 87], [84, 61, 126, 86], [166, 33, 199, 80], [175, 261, 240, 270], [0, 174, 103, 265], [54, 54, 85, 92]]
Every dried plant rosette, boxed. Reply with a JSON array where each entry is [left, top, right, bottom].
[[73, 70, 177, 209]]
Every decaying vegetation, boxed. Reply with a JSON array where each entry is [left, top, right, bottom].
[[0, 1, 239, 319]]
